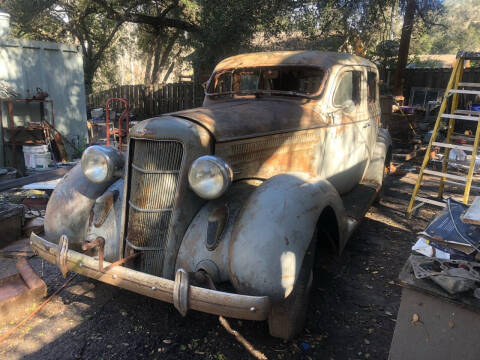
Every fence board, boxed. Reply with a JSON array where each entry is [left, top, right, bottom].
[[87, 82, 204, 120]]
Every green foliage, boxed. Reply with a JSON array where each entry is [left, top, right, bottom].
[[411, 0, 480, 55], [375, 40, 400, 69]]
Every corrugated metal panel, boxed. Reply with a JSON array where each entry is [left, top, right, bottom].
[[0, 39, 88, 164]]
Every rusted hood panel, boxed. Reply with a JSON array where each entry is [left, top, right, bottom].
[[171, 99, 327, 142]]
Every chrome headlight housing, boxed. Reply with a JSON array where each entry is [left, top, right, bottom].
[[81, 145, 124, 183], [188, 156, 233, 199]]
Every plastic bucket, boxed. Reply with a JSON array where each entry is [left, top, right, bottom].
[[91, 108, 103, 119], [23, 145, 53, 170]]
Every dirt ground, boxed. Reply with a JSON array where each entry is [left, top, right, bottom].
[[0, 160, 441, 360]]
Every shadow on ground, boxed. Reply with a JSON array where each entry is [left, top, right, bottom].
[[0, 172, 436, 360]]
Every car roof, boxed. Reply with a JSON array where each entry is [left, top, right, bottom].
[[214, 51, 376, 71]]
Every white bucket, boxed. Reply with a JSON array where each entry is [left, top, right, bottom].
[[23, 145, 53, 170], [91, 108, 103, 119]]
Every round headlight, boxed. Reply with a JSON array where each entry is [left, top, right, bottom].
[[81, 145, 123, 183], [188, 156, 233, 199]]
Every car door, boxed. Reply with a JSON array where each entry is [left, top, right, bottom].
[[321, 66, 370, 194]]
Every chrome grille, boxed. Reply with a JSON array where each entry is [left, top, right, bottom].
[[126, 139, 184, 275]]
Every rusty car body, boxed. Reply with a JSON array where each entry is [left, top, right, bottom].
[[30, 51, 392, 339]]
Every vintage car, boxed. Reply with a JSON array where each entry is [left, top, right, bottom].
[[30, 51, 391, 339]]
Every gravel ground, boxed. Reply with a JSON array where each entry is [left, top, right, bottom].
[[0, 165, 441, 360]]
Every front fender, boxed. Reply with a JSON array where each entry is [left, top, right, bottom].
[[229, 173, 346, 302], [44, 163, 117, 249], [85, 179, 124, 262]]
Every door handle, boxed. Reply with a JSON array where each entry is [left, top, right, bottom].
[[363, 123, 371, 128]]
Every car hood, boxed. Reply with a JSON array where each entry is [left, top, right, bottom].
[[171, 99, 327, 142]]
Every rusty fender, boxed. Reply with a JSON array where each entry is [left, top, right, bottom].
[[229, 173, 346, 302], [85, 179, 124, 262], [44, 164, 118, 249], [175, 181, 260, 283], [362, 128, 392, 185]]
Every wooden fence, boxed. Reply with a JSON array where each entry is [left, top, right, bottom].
[[382, 67, 480, 104], [87, 82, 204, 119]]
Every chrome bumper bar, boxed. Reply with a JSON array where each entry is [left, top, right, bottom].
[[30, 233, 271, 321]]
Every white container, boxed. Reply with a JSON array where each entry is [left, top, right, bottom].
[[0, 12, 10, 38], [91, 108, 103, 119], [23, 145, 53, 170]]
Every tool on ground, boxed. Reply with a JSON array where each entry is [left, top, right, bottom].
[[105, 98, 129, 151], [407, 51, 480, 216]]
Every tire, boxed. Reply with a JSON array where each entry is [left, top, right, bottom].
[[268, 235, 316, 340], [374, 148, 391, 204]]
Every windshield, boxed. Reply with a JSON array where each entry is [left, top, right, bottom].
[[206, 66, 325, 97]]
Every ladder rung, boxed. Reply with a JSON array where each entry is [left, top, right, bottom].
[[441, 113, 479, 121], [449, 89, 480, 95], [450, 134, 475, 141], [423, 169, 467, 182], [444, 180, 480, 191], [459, 82, 480, 88], [432, 142, 474, 151], [455, 109, 480, 116], [414, 196, 446, 208]]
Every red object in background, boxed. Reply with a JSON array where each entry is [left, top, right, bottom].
[[105, 98, 129, 150], [22, 197, 48, 209]]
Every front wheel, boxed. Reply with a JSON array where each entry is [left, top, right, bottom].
[[267, 237, 315, 340]]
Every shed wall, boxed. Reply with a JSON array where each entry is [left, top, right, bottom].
[[0, 39, 87, 164]]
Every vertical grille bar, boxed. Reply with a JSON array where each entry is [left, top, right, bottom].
[[126, 139, 184, 275]]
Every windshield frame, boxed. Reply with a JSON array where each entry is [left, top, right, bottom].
[[204, 65, 327, 99]]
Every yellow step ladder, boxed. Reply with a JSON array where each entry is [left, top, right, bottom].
[[407, 51, 480, 216]]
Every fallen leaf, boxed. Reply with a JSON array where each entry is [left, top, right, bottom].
[[448, 320, 454, 328], [411, 313, 423, 326]]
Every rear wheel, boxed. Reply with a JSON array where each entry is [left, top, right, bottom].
[[374, 148, 391, 204], [268, 235, 316, 340]]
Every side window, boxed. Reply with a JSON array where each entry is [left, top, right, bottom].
[[213, 72, 232, 93], [367, 71, 377, 103], [333, 70, 361, 107]]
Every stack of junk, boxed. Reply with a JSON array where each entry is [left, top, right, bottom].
[[412, 197, 480, 295]]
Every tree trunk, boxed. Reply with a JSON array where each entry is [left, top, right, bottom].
[[393, 0, 416, 98], [144, 52, 153, 85], [82, 52, 96, 95], [151, 31, 178, 84], [150, 35, 163, 84], [163, 49, 182, 83]]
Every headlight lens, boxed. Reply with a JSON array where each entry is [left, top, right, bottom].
[[81, 145, 123, 183], [188, 156, 233, 199]]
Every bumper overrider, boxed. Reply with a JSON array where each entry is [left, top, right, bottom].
[[30, 233, 271, 321]]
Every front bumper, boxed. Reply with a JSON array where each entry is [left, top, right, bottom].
[[30, 233, 271, 321]]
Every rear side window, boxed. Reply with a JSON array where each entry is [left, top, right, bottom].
[[367, 71, 377, 103], [333, 71, 361, 107]]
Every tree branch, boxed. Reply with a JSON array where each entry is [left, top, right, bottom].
[[92, 20, 124, 67], [415, 4, 447, 29], [92, 0, 199, 33]]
